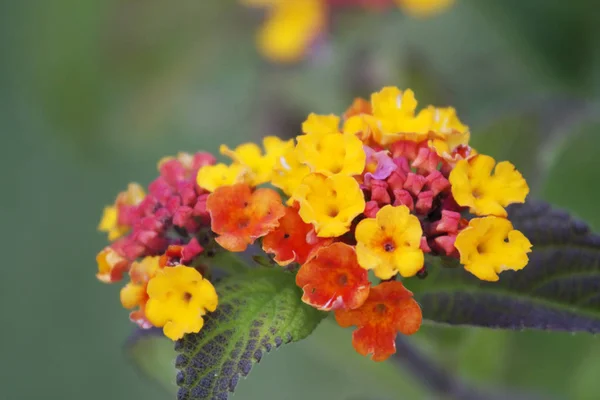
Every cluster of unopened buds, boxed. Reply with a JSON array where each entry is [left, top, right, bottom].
[[242, 0, 455, 62], [97, 86, 532, 361]]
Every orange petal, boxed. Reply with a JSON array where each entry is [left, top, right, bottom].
[[262, 206, 331, 266], [352, 325, 398, 362], [334, 281, 422, 361], [96, 247, 130, 283], [207, 184, 286, 252], [343, 97, 372, 120], [296, 242, 370, 311]]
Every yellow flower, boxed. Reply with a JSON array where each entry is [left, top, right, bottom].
[[120, 256, 161, 311], [396, 0, 455, 17], [196, 163, 249, 192], [98, 183, 146, 241], [120, 283, 146, 310], [343, 114, 380, 144], [302, 113, 341, 136], [98, 206, 125, 241], [220, 136, 294, 186], [455, 217, 532, 282], [370, 87, 429, 145], [145, 265, 218, 341], [293, 173, 365, 237], [296, 132, 366, 176], [355, 205, 424, 279], [449, 155, 529, 217], [416, 106, 471, 159], [271, 148, 311, 197], [253, 0, 326, 63]]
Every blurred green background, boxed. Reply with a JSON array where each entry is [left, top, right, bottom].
[[3, 0, 600, 399]]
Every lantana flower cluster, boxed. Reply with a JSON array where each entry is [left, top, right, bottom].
[[242, 0, 454, 63], [97, 86, 531, 361]]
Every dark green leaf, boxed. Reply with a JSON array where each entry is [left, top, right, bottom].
[[175, 269, 326, 400], [410, 200, 600, 332]]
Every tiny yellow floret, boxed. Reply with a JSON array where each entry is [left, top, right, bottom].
[[449, 155, 529, 217], [196, 163, 249, 192], [145, 265, 218, 341], [271, 148, 311, 197], [96, 247, 129, 283], [302, 113, 341, 136], [98, 183, 146, 241], [220, 137, 294, 186], [370, 87, 429, 144], [296, 132, 366, 176], [355, 205, 424, 279], [418, 106, 470, 159], [293, 173, 365, 237], [343, 114, 380, 143], [455, 216, 532, 282], [255, 0, 325, 63]]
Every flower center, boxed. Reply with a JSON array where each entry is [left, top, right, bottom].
[[182, 292, 192, 303], [328, 206, 339, 218], [374, 303, 387, 314], [337, 274, 348, 286], [237, 217, 250, 229], [330, 164, 343, 174], [476, 242, 489, 254], [383, 241, 395, 252]]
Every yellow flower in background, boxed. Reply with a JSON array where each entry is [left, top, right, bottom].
[[293, 173, 365, 237], [146, 265, 218, 341], [242, 0, 454, 63], [296, 132, 366, 176], [271, 148, 311, 197], [450, 155, 529, 217], [98, 183, 146, 241], [396, 0, 455, 17], [302, 113, 341, 136], [196, 163, 249, 192], [249, 0, 326, 63], [355, 205, 424, 279], [220, 136, 294, 185], [455, 216, 532, 282]]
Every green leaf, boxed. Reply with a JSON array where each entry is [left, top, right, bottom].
[[175, 269, 326, 400], [410, 200, 600, 332], [127, 328, 178, 393]]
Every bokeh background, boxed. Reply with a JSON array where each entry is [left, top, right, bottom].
[[3, 0, 600, 399]]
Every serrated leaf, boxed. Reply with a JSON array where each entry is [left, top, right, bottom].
[[175, 269, 326, 400], [410, 200, 600, 332]]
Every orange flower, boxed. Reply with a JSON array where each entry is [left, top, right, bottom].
[[206, 183, 286, 252], [96, 246, 130, 283], [296, 243, 370, 311], [262, 206, 331, 266], [335, 281, 422, 361]]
